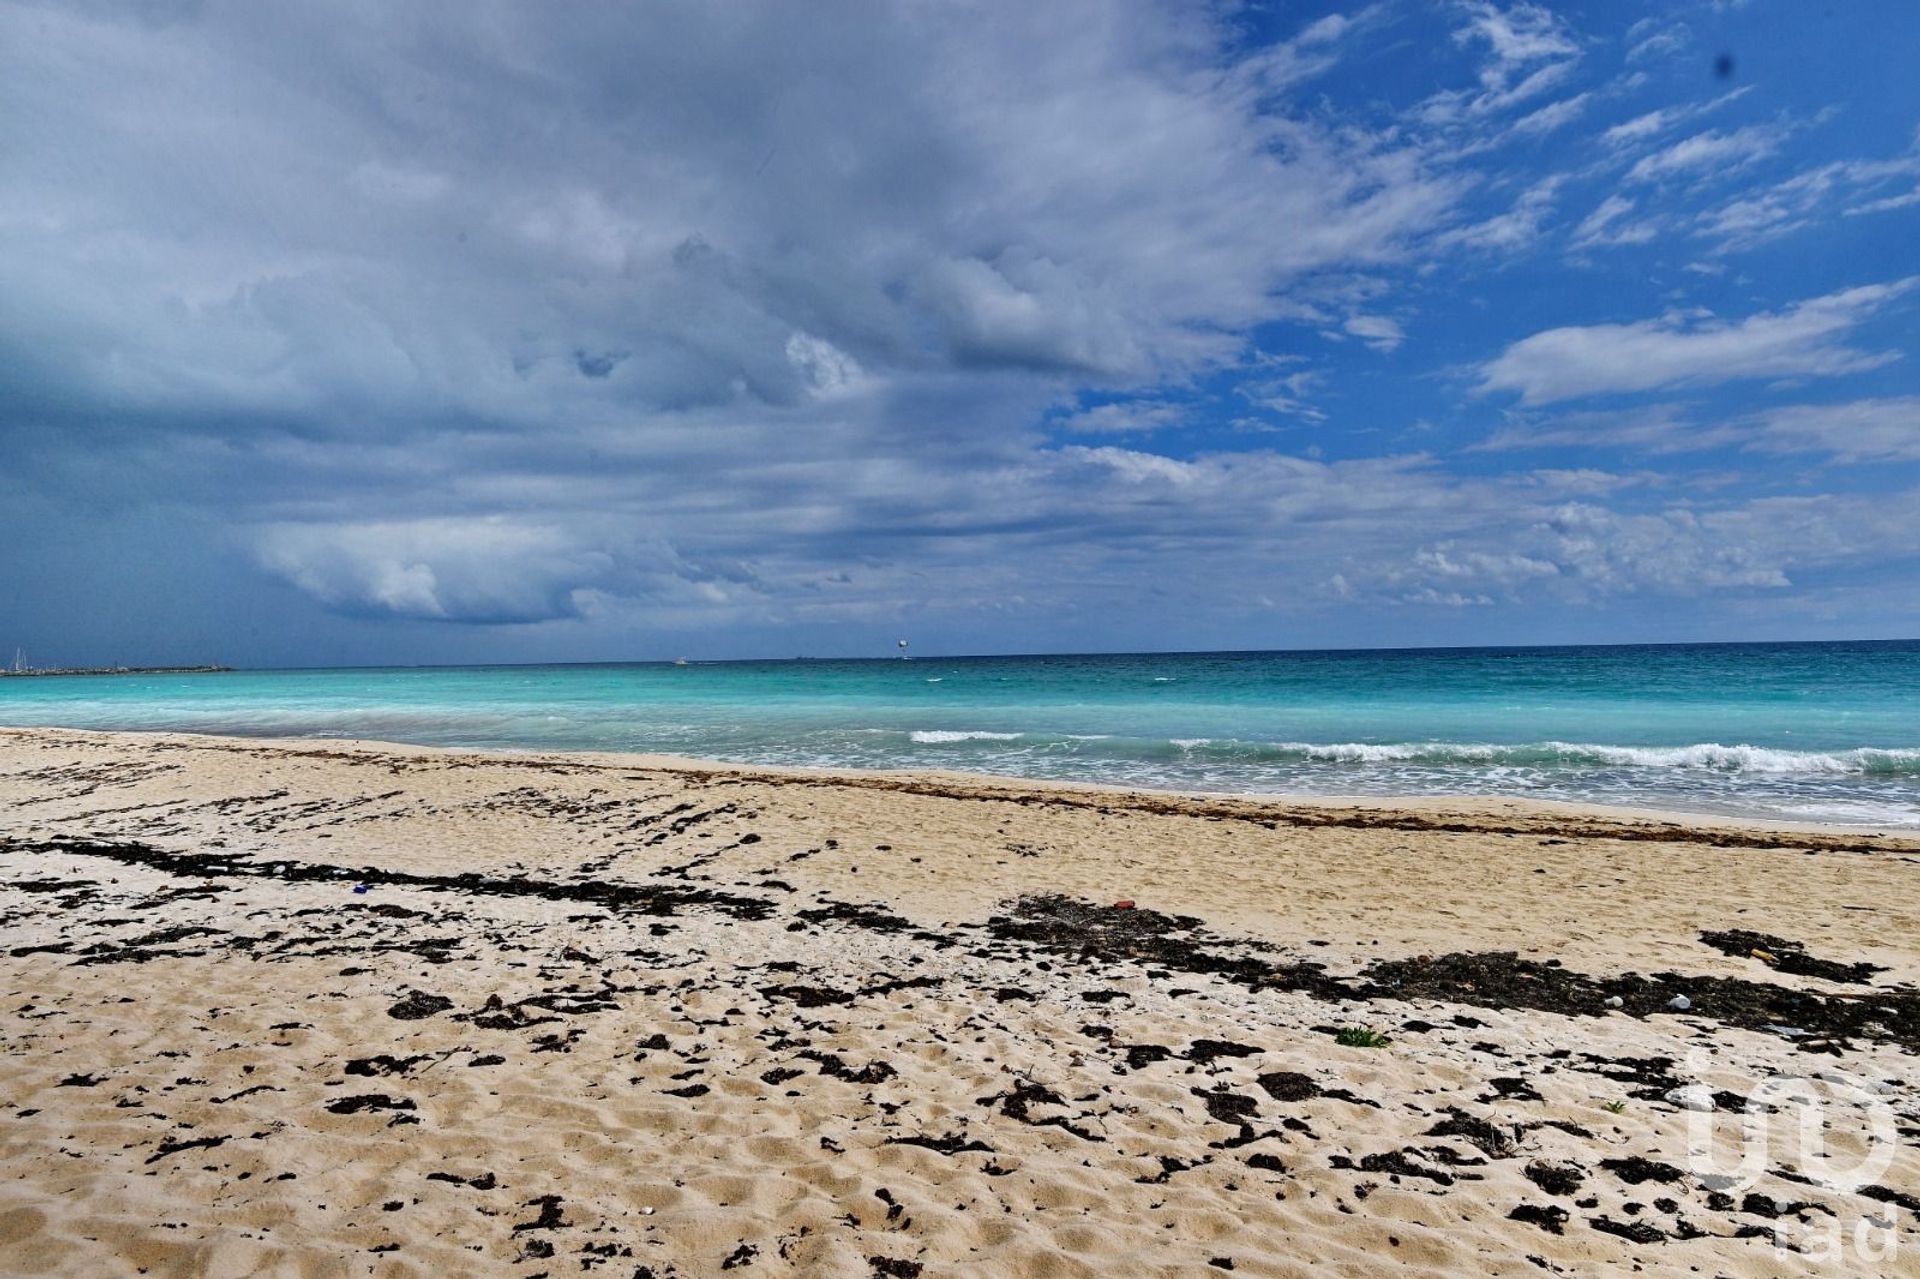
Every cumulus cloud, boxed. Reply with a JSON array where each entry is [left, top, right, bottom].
[[1359, 491, 1920, 607], [1477, 279, 1917, 405], [254, 520, 616, 624]]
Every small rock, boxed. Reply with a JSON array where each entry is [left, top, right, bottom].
[[1666, 994, 1691, 1012], [1112, 900, 1135, 910], [1664, 1085, 1716, 1112], [1604, 995, 1624, 1009]]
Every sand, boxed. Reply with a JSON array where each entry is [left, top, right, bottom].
[[1, 726, 1916, 1278]]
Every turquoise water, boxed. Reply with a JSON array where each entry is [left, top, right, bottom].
[[4, 642, 1919, 827]]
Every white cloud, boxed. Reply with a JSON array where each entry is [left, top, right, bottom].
[[1054, 401, 1187, 434], [1627, 124, 1786, 183], [1849, 187, 1920, 216], [1626, 21, 1690, 63], [784, 331, 868, 399], [1477, 396, 1920, 464], [1600, 87, 1749, 148], [1344, 315, 1406, 353], [1454, 2, 1579, 76], [1417, 2, 1581, 127], [255, 519, 616, 623], [1570, 194, 1660, 248], [1477, 279, 1916, 404], [1742, 397, 1920, 462], [1439, 174, 1565, 251], [1235, 368, 1327, 422], [1363, 491, 1920, 606], [1697, 138, 1920, 249], [1508, 93, 1589, 136]]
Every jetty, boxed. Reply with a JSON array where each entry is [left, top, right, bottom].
[[3, 651, 230, 678]]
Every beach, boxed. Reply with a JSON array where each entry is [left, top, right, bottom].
[[2, 725, 1917, 1277]]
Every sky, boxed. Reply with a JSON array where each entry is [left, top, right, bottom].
[[3, 0, 1919, 667]]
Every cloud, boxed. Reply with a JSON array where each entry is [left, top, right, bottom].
[[1418, 2, 1582, 126], [1741, 397, 1920, 462], [1473, 402, 1701, 453], [1235, 368, 1327, 422], [1362, 492, 1920, 606], [0, 0, 1485, 634], [1508, 93, 1590, 137], [4, 2, 1918, 657], [1849, 187, 1920, 216], [1697, 136, 1920, 249], [1343, 315, 1406, 353], [1053, 401, 1188, 434], [1477, 396, 1920, 465], [255, 520, 617, 623], [1438, 175, 1565, 251], [784, 332, 869, 399], [1599, 87, 1749, 148], [1627, 124, 1786, 183], [1625, 20, 1690, 63], [0, 2, 1463, 414], [1454, 2, 1579, 76], [1477, 278, 1916, 404], [1569, 194, 1661, 248]]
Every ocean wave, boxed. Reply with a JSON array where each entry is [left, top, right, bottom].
[[1182, 739, 1920, 775], [910, 732, 1920, 775]]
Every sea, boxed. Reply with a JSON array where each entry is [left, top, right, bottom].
[[4, 641, 1919, 829]]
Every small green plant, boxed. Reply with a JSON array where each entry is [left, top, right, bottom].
[[1602, 1100, 1627, 1114], [1333, 1026, 1392, 1049]]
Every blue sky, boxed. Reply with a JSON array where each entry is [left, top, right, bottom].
[[2, 0, 1918, 665]]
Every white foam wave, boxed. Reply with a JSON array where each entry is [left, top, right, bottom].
[[909, 730, 1024, 743], [1545, 742, 1920, 775], [1165, 738, 1920, 775]]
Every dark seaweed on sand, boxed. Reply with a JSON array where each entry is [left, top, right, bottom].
[[1698, 929, 1886, 984], [988, 893, 1920, 1052]]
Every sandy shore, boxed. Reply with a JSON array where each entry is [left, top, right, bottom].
[[2, 727, 1917, 1277]]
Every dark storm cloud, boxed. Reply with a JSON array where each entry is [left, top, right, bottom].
[[0, 0, 1467, 630]]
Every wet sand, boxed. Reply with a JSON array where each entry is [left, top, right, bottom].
[[2, 726, 1917, 1277]]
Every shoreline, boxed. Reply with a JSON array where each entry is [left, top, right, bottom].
[[3, 724, 1916, 1276], [4, 722, 1917, 845]]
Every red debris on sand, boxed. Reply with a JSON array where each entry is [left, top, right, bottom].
[[1112, 900, 1135, 910]]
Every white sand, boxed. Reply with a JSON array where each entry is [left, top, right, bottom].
[[2, 727, 1916, 1277]]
